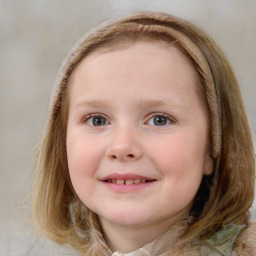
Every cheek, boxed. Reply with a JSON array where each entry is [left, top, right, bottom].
[[150, 133, 207, 210], [66, 136, 105, 206], [148, 131, 208, 177], [66, 133, 104, 186]]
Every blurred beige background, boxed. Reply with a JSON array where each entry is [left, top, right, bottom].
[[0, 0, 255, 254]]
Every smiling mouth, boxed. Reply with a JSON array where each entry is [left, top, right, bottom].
[[104, 179, 154, 184], [101, 175, 156, 192]]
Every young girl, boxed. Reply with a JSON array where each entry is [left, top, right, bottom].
[[32, 11, 256, 255]]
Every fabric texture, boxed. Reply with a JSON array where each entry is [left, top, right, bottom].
[[110, 223, 256, 256], [199, 224, 245, 255]]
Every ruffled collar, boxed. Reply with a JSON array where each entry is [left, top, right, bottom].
[[109, 222, 245, 256], [200, 223, 245, 255]]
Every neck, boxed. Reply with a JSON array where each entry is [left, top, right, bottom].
[[99, 216, 186, 254]]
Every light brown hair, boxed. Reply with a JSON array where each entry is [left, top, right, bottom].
[[32, 12, 255, 255]]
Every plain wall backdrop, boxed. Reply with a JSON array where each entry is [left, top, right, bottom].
[[0, 0, 255, 253]]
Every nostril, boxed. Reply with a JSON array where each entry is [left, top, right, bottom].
[[109, 153, 134, 160]]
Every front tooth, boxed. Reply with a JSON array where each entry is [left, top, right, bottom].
[[141, 179, 146, 183], [108, 180, 112, 183], [134, 179, 140, 184], [125, 179, 133, 185], [117, 179, 124, 184]]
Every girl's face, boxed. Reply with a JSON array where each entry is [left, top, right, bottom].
[[66, 41, 213, 232]]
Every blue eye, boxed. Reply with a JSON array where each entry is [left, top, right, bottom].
[[148, 115, 172, 126], [86, 115, 109, 126]]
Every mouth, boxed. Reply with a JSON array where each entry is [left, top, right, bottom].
[[100, 173, 157, 192], [104, 179, 154, 184]]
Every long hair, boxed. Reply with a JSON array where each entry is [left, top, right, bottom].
[[32, 12, 255, 255]]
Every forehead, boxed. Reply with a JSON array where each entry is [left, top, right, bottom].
[[68, 39, 204, 102], [70, 38, 201, 85], [67, 40, 207, 110]]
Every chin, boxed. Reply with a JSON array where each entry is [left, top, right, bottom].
[[99, 209, 149, 227]]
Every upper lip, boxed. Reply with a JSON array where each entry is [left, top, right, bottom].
[[100, 173, 156, 181]]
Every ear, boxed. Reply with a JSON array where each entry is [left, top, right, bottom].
[[203, 151, 214, 176]]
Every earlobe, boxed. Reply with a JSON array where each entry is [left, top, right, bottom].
[[203, 153, 214, 176]]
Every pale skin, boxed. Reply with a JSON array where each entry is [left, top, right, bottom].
[[66, 41, 213, 253]]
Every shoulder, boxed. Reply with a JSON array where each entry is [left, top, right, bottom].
[[233, 222, 256, 255]]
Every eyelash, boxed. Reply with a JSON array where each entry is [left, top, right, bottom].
[[81, 112, 175, 127]]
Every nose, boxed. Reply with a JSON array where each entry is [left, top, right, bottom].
[[106, 127, 143, 162]]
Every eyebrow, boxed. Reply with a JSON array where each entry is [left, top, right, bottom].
[[73, 100, 108, 109], [137, 99, 181, 109], [73, 99, 182, 110]]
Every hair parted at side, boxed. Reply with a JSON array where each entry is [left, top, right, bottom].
[[32, 11, 255, 255]]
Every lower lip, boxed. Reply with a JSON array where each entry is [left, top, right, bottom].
[[101, 181, 156, 193]]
